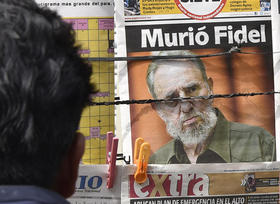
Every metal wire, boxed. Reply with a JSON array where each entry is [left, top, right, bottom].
[[87, 46, 280, 106], [90, 91, 279, 106]]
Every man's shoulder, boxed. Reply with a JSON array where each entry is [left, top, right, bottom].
[[227, 121, 275, 162], [229, 121, 273, 138], [0, 186, 69, 204], [215, 109, 274, 140]]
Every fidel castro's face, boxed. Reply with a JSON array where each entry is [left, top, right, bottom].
[[153, 60, 214, 137]]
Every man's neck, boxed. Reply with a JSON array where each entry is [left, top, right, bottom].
[[182, 127, 215, 164], [183, 142, 205, 164]]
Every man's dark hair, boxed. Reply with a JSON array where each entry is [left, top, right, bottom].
[[0, 0, 94, 188]]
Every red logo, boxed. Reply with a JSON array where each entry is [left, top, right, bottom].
[[174, 0, 227, 20], [129, 174, 209, 198]]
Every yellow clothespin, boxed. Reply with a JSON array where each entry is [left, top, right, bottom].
[[134, 137, 151, 184]]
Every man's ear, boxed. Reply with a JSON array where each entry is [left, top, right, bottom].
[[54, 133, 85, 198], [207, 77, 213, 90], [151, 102, 157, 111]]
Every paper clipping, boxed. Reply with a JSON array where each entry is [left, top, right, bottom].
[[121, 162, 280, 204]]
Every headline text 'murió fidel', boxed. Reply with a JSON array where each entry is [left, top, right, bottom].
[[141, 25, 266, 48]]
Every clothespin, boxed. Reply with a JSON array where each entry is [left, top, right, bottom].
[[134, 137, 151, 184], [106, 131, 118, 189]]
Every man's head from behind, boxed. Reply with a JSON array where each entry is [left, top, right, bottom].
[[146, 50, 217, 145], [0, 0, 93, 197]]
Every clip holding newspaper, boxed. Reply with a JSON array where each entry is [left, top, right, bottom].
[[115, 0, 277, 164]]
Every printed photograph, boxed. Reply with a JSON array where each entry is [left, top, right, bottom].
[[124, 0, 140, 16], [127, 48, 275, 164]]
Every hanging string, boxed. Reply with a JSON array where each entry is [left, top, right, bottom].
[[87, 46, 279, 106], [86, 47, 280, 62], [90, 91, 279, 106], [86, 46, 240, 62]]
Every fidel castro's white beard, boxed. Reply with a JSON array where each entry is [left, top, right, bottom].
[[159, 106, 218, 145]]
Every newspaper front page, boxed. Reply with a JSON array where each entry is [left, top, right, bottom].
[[68, 165, 121, 204], [121, 162, 280, 204], [35, 0, 115, 164], [115, 0, 276, 164]]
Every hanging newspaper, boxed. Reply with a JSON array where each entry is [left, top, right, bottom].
[[121, 162, 280, 204], [271, 0, 280, 160], [115, 0, 277, 164], [35, 0, 115, 164], [68, 165, 121, 204]]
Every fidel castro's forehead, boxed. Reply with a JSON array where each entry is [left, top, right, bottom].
[[153, 60, 205, 98]]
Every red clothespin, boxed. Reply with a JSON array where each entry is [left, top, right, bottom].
[[106, 131, 118, 189], [134, 137, 151, 184]]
